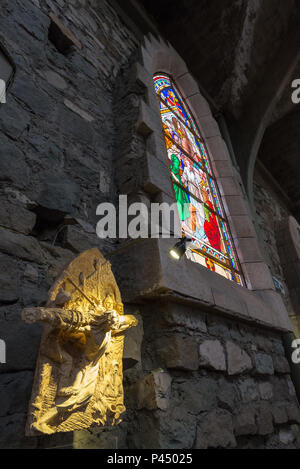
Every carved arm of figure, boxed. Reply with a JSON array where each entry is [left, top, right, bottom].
[[22, 307, 114, 333], [106, 310, 138, 334]]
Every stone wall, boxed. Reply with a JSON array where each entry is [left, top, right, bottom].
[[253, 164, 295, 316], [74, 302, 300, 449], [132, 303, 300, 449], [0, 0, 139, 449], [0, 0, 299, 450]]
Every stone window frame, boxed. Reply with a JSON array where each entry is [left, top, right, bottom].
[[112, 34, 292, 333], [153, 71, 244, 286]]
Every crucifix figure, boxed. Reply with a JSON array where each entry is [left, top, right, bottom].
[[22, 249, 137, 435]]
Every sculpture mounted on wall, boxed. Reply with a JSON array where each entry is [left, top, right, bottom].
[[22, 248, 137, 435]]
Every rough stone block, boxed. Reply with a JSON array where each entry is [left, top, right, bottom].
[[286, 404, 300, 424], [199, 339, 226, 371], [272, 376, 292, 401], [132, 370, 172, 411], [0, 254, 20, 304], [254, 353, 274, 376], [0, 413, 37, 449], [286, 376, 297, 396], [257, 403, 274, 436], [0, 371, 33, 417], [128, 406, 196, 449], [255, 335, 275, 354], [174, 378, 218, 414], [207, 319, 231, 339], [63, 226, 99, 253], [44, 70, 67, 90], [226, 341, 252, 376], [0, 227, 46, 264], [0, 97, 31, 139], [10, 0, 49, 40], [279, 429, 295, 445], [159, 406, 197, 449], [40, 243, 75, 282], [259, 382, 273, 400], [0, 200, 36, 235], [115, 154, 143, 194], [233, 406, 257, 436], [36, 173, 81, 216], [195, 409, 236, 449], [272, 406, 288, 425], [156, 335, 198, 371], [0, 318, 42, 373], [238, 378, 259, 403], [217, 378, 239, 412], [12, 77, 53, 118], [58, 105, 94, 144], [0, 137, 29, 187], [273, 355, 290, 374], [64, 99, 94, 122]]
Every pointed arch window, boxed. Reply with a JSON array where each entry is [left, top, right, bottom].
[[154, 73, 243, 285]]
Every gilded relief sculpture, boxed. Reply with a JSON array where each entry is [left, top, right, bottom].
[[22, 248, 137, 435]]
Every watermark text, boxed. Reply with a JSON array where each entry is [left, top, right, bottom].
[[0, 79, 6, 104], [291, 79, 300, 104], [96, 195, 182, 239], [0, 339, 6, 364]]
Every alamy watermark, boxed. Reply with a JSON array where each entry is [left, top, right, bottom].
[[0, 79, 6, 104], [96, 195, 182, 239], [291, 339, 300, 364], [0, 339, 6, 364], [291, 79, 300, 104]]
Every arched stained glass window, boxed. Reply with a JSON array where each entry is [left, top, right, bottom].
[[153, 73, 243, 285]]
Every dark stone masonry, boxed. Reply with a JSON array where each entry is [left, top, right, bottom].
[[0, 0, 300, 449]]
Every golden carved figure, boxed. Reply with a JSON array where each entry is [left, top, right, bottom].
[[22, 249, 137, 435]]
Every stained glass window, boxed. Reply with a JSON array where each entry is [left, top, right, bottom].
[[153, 73, 243, 285]]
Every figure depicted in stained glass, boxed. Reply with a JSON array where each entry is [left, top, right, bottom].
[[204, 202, 222, 252], [154, 73, 243, 285], [170, 154, 190, 223], [179, 122, 193, 157]]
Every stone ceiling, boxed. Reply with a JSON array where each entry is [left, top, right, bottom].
[[258, 107, 300, 220], [140, 0, 299, 120]]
